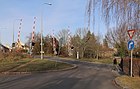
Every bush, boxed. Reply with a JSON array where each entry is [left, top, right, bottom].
[[0, 52, 31, 62], [133, 59, 140, 76], [59, 46, 69, 57], [123, 58, 130, 75], [123, 57, 140, 77]]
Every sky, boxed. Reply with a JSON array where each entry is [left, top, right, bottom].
[[0, 0, 107, 46]]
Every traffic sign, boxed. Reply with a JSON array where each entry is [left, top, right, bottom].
[[127, 29, 135, 39], [128, 40, 134, 50]]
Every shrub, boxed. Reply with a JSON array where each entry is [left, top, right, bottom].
[[123, 57, 140, 77], [0, 52, 31, 62]]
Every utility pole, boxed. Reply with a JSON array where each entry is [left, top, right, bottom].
[[40, 3, 52, 59], [40, 11, 44, 59]]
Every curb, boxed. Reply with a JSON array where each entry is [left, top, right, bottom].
[[113, 78, 130, 89], [0, 64, 78, 75], [113, 79, 123, 89], [0, 72, 31, 75]]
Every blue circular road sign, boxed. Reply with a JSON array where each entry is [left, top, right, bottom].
[[128, 40, 134, 50]]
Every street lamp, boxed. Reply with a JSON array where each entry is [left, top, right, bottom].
[[44, 3, 52, 5], [40, 3, 52, 59]]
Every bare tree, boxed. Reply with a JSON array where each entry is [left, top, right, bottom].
[[105, 23, 129, 57], [86, 0, 140, 28], [76, 28, 88, 39], [56, 29, 70, 56], [56, 29, 69, 45]]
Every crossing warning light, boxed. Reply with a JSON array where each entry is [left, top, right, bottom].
[[32, 42, 35, 46]]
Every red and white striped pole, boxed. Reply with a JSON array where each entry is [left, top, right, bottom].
[[32, 17, 36, 42], [30, 17, 36, 55], [17, 19, 22, 43], [52, 29, 57, 55], [67, 28, 72, 56]]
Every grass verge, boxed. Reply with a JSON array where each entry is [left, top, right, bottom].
[[0, 59, 31, 72], [10, 59, 73, 72], [116, 76, 140, 89], [59, 56, 113, 64], [78, 58, 113, 64]]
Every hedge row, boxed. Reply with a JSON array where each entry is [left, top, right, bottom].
[[122, 57, 140, 77]]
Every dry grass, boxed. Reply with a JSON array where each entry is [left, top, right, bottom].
[[0, 59, 31, 72], [60, 57, 113, 64], [79, 58, 113, 64], [0, 58, 73, 72], [0, 53, 73, 72], [13, 59, 73, 72], [116, 76, 140, 89]]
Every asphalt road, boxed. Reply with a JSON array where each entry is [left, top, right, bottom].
[[0, 57, 119, 89]]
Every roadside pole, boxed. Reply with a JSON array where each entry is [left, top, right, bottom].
[[127, 29, 135, 77], [130, 50, 133, 77], [77, 52, 79, 59]]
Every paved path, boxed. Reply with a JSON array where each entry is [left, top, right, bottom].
[[0, 57, 120, 89]]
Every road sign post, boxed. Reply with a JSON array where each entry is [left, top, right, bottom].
[[128, 40, 134, 77], [127, 29, 135, 77], [131, 50, 133, 77]]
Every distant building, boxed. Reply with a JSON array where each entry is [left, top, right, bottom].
[[15, 41, 25, 49], [11, 41, 29, 53], [0, 43, 11, 53]]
